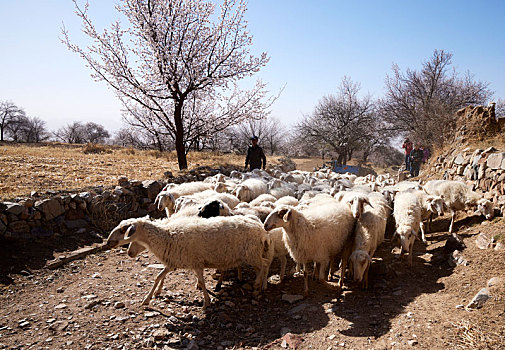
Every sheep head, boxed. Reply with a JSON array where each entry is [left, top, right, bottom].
[[426, 195, 445, 216], [476, 198, 494, 220], [198, 200, 228, 218], [155, 191, 175, 214], [235, 185, 252, 202], [264, 206, 291, 231], [396, 225, 417, 252], [214, 182, 227, 193], [106, 218, 140, 248], [349, 250, 372, 282], [127, 241, 146, 258], [348, 194, 373, 219]]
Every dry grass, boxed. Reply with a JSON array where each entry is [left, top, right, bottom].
[[0, 143, 279, 200], [448, 320, 503, 349]]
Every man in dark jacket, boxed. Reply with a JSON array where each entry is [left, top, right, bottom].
[[410, 144, 424, 177], [245, 136, 266, 171]]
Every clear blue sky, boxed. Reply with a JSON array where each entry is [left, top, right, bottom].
[[1, 0, 504, 134]]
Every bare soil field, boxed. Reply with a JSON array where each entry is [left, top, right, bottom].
[[0, 143, 504, 349]]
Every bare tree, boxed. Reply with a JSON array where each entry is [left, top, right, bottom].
[[0, 101, 25, 141], [228, 116, 286, 155], [20, 116, 50, 142], [381, 50, 492, 146], [54, 122, 85, 143], [62, 0, 269, 169], [82, 122, 110, 143], [295, 77, 378, 164], [54, 121, 110, 144]]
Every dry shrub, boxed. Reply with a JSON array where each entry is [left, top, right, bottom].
[[83, 143, 112, 154], [120, 147, 136, 155]]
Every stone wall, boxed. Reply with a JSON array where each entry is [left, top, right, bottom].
[[0, 165, 241, 241], [430, 146, 505, 215]]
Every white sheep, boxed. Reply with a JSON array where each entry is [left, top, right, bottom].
[[232, 205, 274, 222], [155, 182, 214, 216], [410, 189, 445, 242], [274, 196, 299, 207], [348, 193, 390, 288], [232, 178, 268, 202], [263, 202, 356, 295], [249, 193, 277, 207], [423, 180, 494, 235], [106, 215, 273, 308], [393, 191, 422, 266]]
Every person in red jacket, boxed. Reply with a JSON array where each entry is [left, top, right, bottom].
[[402, 138, 413, 171]]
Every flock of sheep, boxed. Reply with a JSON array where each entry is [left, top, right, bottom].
[[105, 168, 495, 308]]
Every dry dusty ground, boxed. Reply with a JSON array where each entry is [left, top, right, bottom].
[[0, 215, 504, 350]]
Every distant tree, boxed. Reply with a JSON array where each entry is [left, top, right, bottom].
[[381, 50, 492, 146], [15, 116, 50, 143], [228, 117, 286, 155], [54, 122, 85, 144], [54, 121, 109, 144], [0, 101, 25, 141], [82, 122, 110, 144], [62, 0, 269, 170], [295, 77, 379, 164]]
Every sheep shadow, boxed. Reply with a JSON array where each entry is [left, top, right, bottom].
[[329, 236, 453, 339], [149, 261, 335, 349]]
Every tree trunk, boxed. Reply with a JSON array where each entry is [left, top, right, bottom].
[[174, 101, 188, 170]]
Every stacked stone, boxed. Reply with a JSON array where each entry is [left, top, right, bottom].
[[0, 165, 242, 241], [431, 146, 505, 215]]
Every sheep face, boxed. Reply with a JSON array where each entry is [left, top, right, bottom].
[[426, 195, 445, 216], [127, 241, 146, 258], [264, 207, 291, 231], [349, 250, 372, 282], [235, 186, 252, 202], [476, 199, 494, 220], [106, 220, 137, 248], [155, 192, 175, 213], [396, 226, 416, 253], [348, 195, 372, 219], [214, 182, 227, 193]]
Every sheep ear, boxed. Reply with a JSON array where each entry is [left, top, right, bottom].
[[282, 209, 292, 222], [364, 198, 374, 208], [125, 224, 136, 239]]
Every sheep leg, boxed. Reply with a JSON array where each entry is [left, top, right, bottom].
[[142, 267, 170, 305], [237, 266, 243, 281], [194, 268, 211, 308], [448, 210, 456, 233], [303, 268, 310, 296], [279, 255, 287, 282], [408, 239, 415, 267], [420, 221, 427, 243], [214, 271, 224, 292], [154, 273, 166, 296], [428, 212, 433, 232]]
